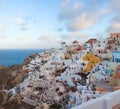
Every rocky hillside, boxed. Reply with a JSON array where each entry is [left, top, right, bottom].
[[0, 53, 37, 90], [0, 65, 28, 109], [0, 65, 29, 90], [0, 90, 21, 109], [0, 55, 35, 109]]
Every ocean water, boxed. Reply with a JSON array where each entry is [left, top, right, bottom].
[[0, 49, 45, 66]]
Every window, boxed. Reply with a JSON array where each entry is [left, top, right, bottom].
[[114, 37, 115, 40], [99, 50, 100, 53], [117, 70, 120, 73], [116, 34, 119, 38]]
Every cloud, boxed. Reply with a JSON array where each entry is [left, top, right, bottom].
[[16, 18, 25, 26], [0, 26, 5, 31], [13, 39, 60, 49], [20, 25, 27, 31], [17, 34, 33, 40], [59, 32, 90, 44], [56, 27, 63, 31], [58, 0, 110, 32], [107, 19, 120, 33], [58, 0, 83, 22], [16, 17, 28, 31], [111, 0, 120, 13], [86, 0, 109, 11], [38, 33, 62, 47], [93, 32, 108, 38], [38, 34, 53, 41], [23, 34, 33, 39], [106, 0, 120, 33], [25, 40, 60, 49], [66, 13, 96, 31], [39, 33, 60, 42], [0, 34, 7, 39]]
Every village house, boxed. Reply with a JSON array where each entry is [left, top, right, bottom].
[[85, 39, 97, 52], [112, 51, 120, 63], [110, 33, 120, 40], [67, 40, 81, 54], [16, 35, 120, 109], [106, 33, 120, 52], [61, 41, 67, 48], [93, 38, 108, 54]]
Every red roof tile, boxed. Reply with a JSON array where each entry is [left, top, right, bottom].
[[86, 39, 97, 43]]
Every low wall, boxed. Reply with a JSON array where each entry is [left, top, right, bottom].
[[72, 90, 120, 109]]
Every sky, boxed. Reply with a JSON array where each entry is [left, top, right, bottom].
[[0, 0, 120, 49]]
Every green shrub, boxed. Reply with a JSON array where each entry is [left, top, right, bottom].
[[50, 103, 62, 109]]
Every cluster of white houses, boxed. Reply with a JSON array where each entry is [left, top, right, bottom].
[[10, 33, 120, 109], [61, 33, 120, 60]]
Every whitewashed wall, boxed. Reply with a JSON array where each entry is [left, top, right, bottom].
[[72, 90, 120, 109]]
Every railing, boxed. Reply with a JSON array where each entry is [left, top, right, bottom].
[[72, 90, 120, 109]]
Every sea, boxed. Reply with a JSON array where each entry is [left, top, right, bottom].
[[0, 49, 45, 66]]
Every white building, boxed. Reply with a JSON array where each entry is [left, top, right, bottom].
[[112, 51, 120, 63], [83, 43, 92, 52], [93, 38, 108, 54], [110, 33, 120, 40], [61, 41, 67, 48]]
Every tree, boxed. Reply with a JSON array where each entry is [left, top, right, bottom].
[[49, 103, 62, 109], [82, 53, 101, 72]]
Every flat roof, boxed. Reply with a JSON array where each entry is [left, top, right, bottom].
[[112, 51, 120, 53]]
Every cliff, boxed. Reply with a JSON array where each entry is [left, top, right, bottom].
[[0, 90, 21, 109], [0, 54, 35, 109], [0, 64, 29, 90]]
